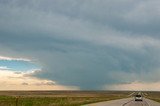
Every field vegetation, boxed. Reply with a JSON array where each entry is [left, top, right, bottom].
[[145, 91, 160, 103], [0, 91, 130, 106]]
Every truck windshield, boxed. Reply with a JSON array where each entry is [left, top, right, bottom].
[[136, 95, 141, 97]]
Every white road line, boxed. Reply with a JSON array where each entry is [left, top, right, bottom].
[[143, 99, 150, 106], [122, 100, 133, 106]]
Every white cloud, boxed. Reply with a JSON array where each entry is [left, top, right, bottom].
[[0, 56, 30, 61], [0, 66, 11, 70]]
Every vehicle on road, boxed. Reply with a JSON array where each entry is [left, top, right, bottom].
[[135, 94, 143, 101]]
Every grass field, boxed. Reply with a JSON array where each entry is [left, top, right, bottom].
[[0, 91, 131, 106], [145, 91, 160, 103]]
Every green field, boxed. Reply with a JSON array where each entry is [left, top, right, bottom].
[[0, 91, 130, 106]]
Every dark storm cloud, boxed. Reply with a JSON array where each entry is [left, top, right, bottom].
[[1, 0, 160, 89]]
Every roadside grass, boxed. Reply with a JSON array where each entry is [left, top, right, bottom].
[[0, 96, 126, 106], [145, 91, 160, 103], [0, 91, 130, 106], [0, 96, 15, 106]]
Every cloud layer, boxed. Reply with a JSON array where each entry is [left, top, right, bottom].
[[0, 0, 160, 90], [0, 69, 77, 90]]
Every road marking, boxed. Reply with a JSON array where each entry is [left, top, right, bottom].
[[122, 100, 133, 106], [122, 98, 150, 106], [143, 99, 150, 106]]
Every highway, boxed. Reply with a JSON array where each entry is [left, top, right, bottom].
[[84, 98, 160, 106]]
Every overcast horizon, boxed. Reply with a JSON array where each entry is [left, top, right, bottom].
[[0, 0, 160, 91]]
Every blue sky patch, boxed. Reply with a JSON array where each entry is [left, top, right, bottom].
[[0, 60, 40, 71]]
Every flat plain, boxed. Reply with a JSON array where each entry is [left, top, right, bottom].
[[0, 91, 159, 106], [0, 91, 130, 106]]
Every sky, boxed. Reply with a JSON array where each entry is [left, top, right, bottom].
[[0, 0, 160, 90]]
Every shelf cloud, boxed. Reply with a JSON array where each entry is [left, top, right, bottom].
[[1, 0, 160, 90]]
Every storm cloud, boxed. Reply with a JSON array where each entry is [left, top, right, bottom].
[[1, 0, 160, 89]]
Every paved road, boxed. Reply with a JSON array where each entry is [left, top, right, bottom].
[[84, 98, 160, 106]]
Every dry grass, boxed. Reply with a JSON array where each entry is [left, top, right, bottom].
[[0, 91, 131, 106], [144, 91, 160, 103]]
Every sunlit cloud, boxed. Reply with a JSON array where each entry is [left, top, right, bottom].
[[0, 69, 79, 90]]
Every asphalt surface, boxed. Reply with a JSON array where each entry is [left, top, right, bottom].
[[84, 98, 160, 106]]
